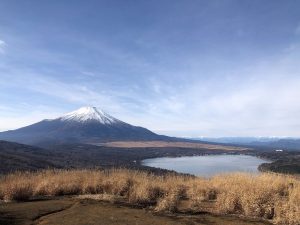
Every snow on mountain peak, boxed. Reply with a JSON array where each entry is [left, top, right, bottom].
[[59, 106, 119, 124]]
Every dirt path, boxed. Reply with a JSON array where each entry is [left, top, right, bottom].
[[0, 198, 271, 225]]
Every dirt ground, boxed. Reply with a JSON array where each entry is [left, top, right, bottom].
[[0, 198, 271, 225]]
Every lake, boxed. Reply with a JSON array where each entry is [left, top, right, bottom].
[[142, 154, 269, 177]]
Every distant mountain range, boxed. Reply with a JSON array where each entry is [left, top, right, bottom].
[[194, 137, 283, 144], [195, 137, 300, 151], [1, 106, 300, 151], [0, 106, 170, 146]]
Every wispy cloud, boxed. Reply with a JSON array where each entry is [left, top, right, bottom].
[[136, 42, 300, 137], [81, 71, 95, 77], [0, 71, 114, 108], [1, 40, 300, 136], [1, 1, 300, 136], [0, 105, 65, 131], [0, 39, 6, 54]]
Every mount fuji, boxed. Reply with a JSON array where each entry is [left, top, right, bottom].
[[0, 106, 169, 146]]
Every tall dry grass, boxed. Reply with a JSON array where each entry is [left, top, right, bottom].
[[0, 169, 299, 225]]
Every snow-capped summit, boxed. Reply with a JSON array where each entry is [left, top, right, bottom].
[[59, 106, 118, 124], [0, 106, 168, 145]]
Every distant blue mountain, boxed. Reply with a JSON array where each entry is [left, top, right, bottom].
[[194, 137, 300, 151]]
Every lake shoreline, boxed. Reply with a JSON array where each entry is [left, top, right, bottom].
[[141, 154, 270, 177]]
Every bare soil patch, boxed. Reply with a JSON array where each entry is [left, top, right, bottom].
[[0, 198, 270, 225]]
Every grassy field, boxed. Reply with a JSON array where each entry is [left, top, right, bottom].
[[100, 141, 250, 151], [0, 169, 299, 225]]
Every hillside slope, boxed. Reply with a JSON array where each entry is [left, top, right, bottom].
[[0, 141, 63, 173], [0, 106, 169, 146]]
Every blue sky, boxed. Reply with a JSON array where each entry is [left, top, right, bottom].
[[1, 0, 300, 137]]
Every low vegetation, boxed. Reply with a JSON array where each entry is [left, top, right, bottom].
[[0, 140, 239, 174], [0, 169, 299, 225], [102, 141, 249, 151]]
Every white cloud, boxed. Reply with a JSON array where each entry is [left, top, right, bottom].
[[0, 72, 110, 105], [0, 70, 133, 131], [1, 43, 300, 136], [1, 26, 300, 137], [128, 43, 300, 137], [0, 105, 65, 131], [81, 71, 95, 77], [0, 39, 6, 54]]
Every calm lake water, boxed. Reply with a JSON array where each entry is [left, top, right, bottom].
[[142, 154, 269, 177]]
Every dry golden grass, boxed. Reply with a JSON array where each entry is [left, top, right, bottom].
[[101, 141, 250, 151], [0, 169, 299, 225]]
